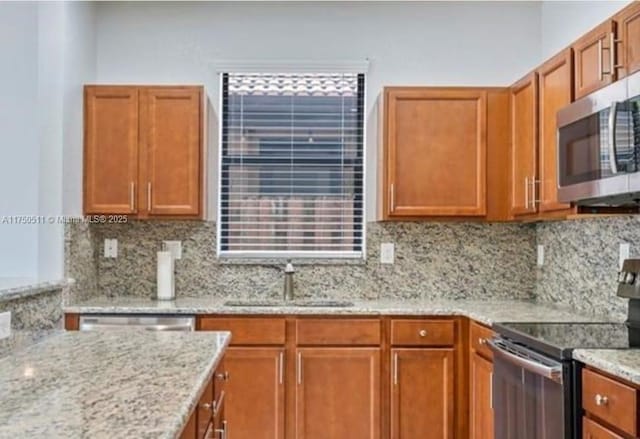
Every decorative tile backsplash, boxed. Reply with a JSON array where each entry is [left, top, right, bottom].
[[69, 221, 537, 301], [64, 215, 640, 320], [535, 215, 639, 321]]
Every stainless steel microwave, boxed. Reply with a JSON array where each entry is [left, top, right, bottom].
[[557, 71, 640, 206]]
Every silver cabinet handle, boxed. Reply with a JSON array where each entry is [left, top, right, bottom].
[[389, 183, 395, 213], [418, 329, 427, 337], [530, 177, 541, 205], [216, 371, 230, 381], [393, 352, 399, 386], [478, 337, 486, 345], [595, 394, 609, 406], [608, 101, 619, 174], [147, 182, 152, 211], [215, 420, 227, 439], [599, 38, 604, 81], [297, 352, 302, 385], [610, 32, 619, 73], [212, 390, 225, 416], [279, 351, 284, 385], [129, 182, 135, 212], [490, 371, 493, 410]]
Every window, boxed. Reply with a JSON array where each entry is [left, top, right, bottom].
[[218, 72, 365, 258]]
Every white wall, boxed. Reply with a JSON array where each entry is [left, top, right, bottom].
[[541, 0, 632, 59], [94, 1, 542, 221], [0, 3, 40, 278], [0, 1, 95, 280]]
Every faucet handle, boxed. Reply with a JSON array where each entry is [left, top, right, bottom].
[[285, 260, 295, 273]]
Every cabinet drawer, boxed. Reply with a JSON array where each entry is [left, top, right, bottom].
[[582, 368, 637, 436], [470, 321, 495, 359], [197, 377, 214, 439], [391, 319, 455, 346], [583, 416, 624, 439], [198, 317, 285, 345], [296, 319, 381, 345]]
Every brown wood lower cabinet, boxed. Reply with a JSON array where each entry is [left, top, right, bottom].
[[470, 353, 493, 439], [181, 359, 227, 439], [390, 348, 454, 439], [295, 347, 381, 439], [583, 417, 624, 439], [225, 347, 285, 439]]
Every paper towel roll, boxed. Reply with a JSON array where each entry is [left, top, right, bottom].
[[157, 250, 175, 301]]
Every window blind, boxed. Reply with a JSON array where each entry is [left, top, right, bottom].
[[218, 72, 365, 258]]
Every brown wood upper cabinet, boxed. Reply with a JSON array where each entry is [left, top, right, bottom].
[[510, 72, 538, 216], [84, 86, 139, 215], [615, 1, 640, 79], [84, 85, 204, 218], [510, 49, 574, 218], [381, 87, 487, 218], [573, 20, 616, 99], [537, 49, 574, 214]]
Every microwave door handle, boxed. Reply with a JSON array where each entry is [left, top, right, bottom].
[[608, 101, 619, 174]]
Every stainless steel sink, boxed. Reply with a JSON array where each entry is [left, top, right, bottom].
[[223, 300, 282, 307], [223, 299, 354, 308], [291, 300, 354, 308]]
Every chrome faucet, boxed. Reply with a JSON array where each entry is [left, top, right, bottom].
[[283, 260, 295, 301]]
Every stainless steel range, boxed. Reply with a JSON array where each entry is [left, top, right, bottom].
[[490, 259, 640, 439]]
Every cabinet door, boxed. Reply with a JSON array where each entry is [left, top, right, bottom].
[[616, 2, 640, 78], [573, 20, 616, 99], [383, 88, 487, 217], [583, 417, 624, 439], [296, 348, 380, 439], [510, 73, 538, 216], [470, 353, 494, 439], [140, 87, 202, 217], [84, 86, 139, 214], [224, 347, 285, 439], [391, 348, 454, 439], [537, 49, 574, 213]]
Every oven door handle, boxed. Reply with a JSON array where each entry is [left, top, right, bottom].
[[608, 101, 619, 174], [487, 338, 564, 384]]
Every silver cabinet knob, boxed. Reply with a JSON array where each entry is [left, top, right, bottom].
[[200, 402, 213, 411], [478, 337, 486, 345], [419, 329, 427, 337], [216, 371, 230, 381], [595, 394, 609, 406]]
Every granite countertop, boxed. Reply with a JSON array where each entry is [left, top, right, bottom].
[[63, 296, 616, 326], [0, 277, 71, 303], [573, 349, 640, 386], [0, 330, 230, 439]]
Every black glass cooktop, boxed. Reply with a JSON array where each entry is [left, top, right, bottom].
[[493, 322, 640, 360]]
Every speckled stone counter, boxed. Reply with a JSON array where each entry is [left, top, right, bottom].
[[0, 278, 70, 302], [0, 330, 230, 439], [64, 296, 615, 327], [573, 349, 640, 386]]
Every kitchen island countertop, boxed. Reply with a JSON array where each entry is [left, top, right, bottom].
[[0, 330, 230, 438]]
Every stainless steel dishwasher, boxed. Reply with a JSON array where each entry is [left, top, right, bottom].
[[78, 315, 196, 331]]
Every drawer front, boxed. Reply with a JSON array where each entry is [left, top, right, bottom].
[[198, 317, 285, 345], [197, 377, 214, 439], [391, 319, 455, 346], [582, 368, 637, 436], [470, 321, 495, 359], [583, 417, 624, 439], [296, 318, 381, 345]]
